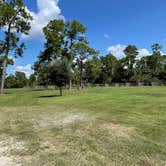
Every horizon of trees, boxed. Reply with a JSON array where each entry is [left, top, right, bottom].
[[32, 19, 166, 95], [32, 42, 166, 89], [2, 24, 166, 93], [4, 42, 166, 89], [4, 42, 166, 92]]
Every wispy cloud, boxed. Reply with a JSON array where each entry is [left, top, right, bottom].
[[104, 34, 110, 39], [137, 49, 151, 59]]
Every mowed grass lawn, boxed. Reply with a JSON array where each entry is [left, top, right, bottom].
[[0, 87, 166, 166]]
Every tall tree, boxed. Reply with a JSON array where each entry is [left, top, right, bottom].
[[73, 40, 98, 89], [65, 20, 87, 89], [123, 45, 138, 81], [42, 19, 86, 89], [34, 19, 87, 89], [34, 20, 66, 88], [150, 43, 163, 74], [0, 0, 32, 94], [101, 54, 119, 84]]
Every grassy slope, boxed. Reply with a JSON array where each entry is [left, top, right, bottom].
[[0, 87, 166, 165]]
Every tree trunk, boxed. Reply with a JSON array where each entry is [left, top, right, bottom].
[[0, 57, 7, 95], [79, 59, 83, 90], [69, 79, 72, 90], [59, 86, 62, 96]]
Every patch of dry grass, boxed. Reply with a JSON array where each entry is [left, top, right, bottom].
[[101, 123, 135, 139], [0, 135, 31, 166]]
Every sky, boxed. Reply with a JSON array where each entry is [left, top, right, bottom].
[[3, 0, 166, 77]]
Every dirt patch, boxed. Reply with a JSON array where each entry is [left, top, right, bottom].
[[0, 135, 30, 166], [33, 113, 90, 130], [0, 156, 16, 166], [101, 123, 135, 139]]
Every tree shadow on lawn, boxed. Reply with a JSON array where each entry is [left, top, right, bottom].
[[4, 92, 12, 94], [38, 94, 61, 98]]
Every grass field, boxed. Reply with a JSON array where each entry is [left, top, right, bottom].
[[0, 87, 166, 166]]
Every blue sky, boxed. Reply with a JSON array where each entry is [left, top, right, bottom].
[[4, 0, 166, 76]]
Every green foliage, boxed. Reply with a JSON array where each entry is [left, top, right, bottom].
[[5, 71, 27, 88], [42, 19, 86, 61], [151, 43, 162, 55], [73, 40, 98, 88], [48, 58, 71, 96], [134, 44, 166, 82], [28, 74, 36, 88], [84, 56, 102, 83], [101, 54, 120, 83], [5, 74, 16, 88], [33, 53, 50, 87], [43, 20, 65, 59], [0, 0, 32, 56], [123, 45, 138, 81], [0, 56, 14, 66], [141, 74, 160, 83], [34, 19, 97, 90], [34, 18, 166, 87]]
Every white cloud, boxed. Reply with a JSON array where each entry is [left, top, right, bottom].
[[15, 64, 34, 78], [104, 34, 110, 39], [161, 51, 166, 55], [137, 49, 151, 59], [107, 44, 151, 59], [107, 44, 126, 59], [22, 0, 64, 40]]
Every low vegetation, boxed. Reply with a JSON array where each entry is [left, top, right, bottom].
[[0, 87, 165, 165]]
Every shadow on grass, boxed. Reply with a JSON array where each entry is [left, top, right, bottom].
[[38, 94, 61, 98], [32, 89, 47, 91], [4, 92, 12, 94]]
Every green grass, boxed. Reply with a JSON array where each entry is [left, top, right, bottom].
[[0, 87, 166, 165]]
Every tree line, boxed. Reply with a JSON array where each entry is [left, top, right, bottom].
[[1, 0, 166, 96], [3, 42, 166, 92], [33, 38, 166, 96]]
